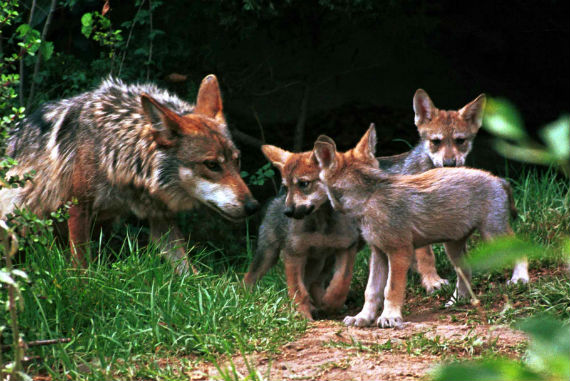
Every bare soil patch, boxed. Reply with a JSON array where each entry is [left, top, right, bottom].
[[204, 308, 527, 381]]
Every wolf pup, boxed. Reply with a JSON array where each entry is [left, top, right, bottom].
[[378, 89, 528, 287], [243, 145, 362, 319], [0, 75, 259, 273], [311, 125, 518, 328]]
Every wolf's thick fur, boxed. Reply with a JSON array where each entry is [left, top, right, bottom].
[[1, 75, 259, 272], [313, 125, 518, 328]]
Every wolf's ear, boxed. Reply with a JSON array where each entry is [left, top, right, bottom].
[[354, 123, 377, 160], [261, 145, 292, 171], [459, 93, 486, 130], [314, 140, 337, 171], [413, 89, 437, 126], [194, 74, 225, 123], [141, 93, 181, 146]]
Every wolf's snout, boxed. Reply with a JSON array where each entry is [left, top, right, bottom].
[[244, 198, 260, 216], [443, 158, 457, 167]]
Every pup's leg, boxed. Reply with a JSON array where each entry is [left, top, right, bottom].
[[443, 238, 470, 307], [321, 245, 358, 312], [344, 246, 388, 327], [244, 240, 281, 287], [414, 245, 448, 293], [284, 255, 313, 320], [149, 218, 191, 275], [509, 258, 529, 284], [376, 246, 413, 328], [305, 256, 329, 310]]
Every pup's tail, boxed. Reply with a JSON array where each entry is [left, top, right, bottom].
[[500, 179, 518, 220]]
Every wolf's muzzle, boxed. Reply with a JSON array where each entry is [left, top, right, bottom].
[[244, 198, 260, 216]]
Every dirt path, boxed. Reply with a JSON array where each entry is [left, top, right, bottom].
[[204, 308, 527, 380]]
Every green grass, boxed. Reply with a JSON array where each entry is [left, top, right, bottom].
[[2, 235, 305, 379]]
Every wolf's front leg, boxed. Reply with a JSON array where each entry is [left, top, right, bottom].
[[344, 246, 388, 327], [414, 245, 448, 293], [376, 246, 413, 328], [149, 218, 191, 274], [284, 256, 314, 320], [321, 245, 358, 312], [68, 201, 92, 268]]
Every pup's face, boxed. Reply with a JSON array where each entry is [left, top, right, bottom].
[[262, 146, 329, 219], [413, 89, 486, 167]]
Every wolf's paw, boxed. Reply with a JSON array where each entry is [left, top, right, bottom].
[[343, 314, 374, 327], [422, 276, 449, 294], [376, 315, 403, 329]]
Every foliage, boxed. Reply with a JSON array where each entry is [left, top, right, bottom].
[[432, 316, 569, 381], [484, 98, 570, 176], [81, 11, 123, 50], [241, 162, 275, 186]]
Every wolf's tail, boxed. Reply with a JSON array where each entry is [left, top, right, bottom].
[[500, 179, 518, 220]]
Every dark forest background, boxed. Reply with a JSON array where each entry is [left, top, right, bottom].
[[2, 0, 569, 251]]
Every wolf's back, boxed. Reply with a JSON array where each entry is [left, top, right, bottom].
[[2, 78, 194, 218]]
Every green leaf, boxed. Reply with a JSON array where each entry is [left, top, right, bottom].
[[81, 13, 93, 38], [431, 359, 543, 381], [467, 236, 544, 271], [483, 97, 527, 141], [0, 270, 16, 285], [40, 41, 54, 61], [15, 23, 31, 38], [11, 269, 28, 281], [517, 316, 570, 380], [539, 114, 570, 161], [493, 140, 554, 165]]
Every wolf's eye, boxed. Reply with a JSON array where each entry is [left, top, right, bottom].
[[455, 138, 466, 145], [298, 180, 310, 189], [204, 160, 222, 172], [431, 139, 442, 146]]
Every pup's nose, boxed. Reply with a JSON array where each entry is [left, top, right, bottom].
[[244, 199, 260, 216], [284, 205, 294, 217], [443, 158, 457, 167]]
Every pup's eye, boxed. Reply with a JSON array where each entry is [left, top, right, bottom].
[[298, 180, 311, 189], [204, 160, 222, 172], [455, 138, 466, 145], [431, 139, 442, 146]]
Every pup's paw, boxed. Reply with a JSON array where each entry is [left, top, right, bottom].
[[507, 273, 529, 285], [376, 315, 403, 329], [422, 276, 449, 294], [343, 314, 374, 327]]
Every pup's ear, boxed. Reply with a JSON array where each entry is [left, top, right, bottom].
[[315, 135, 336, 148], [459, 93, 486, 131], [194, 74, 225, 123], [314, 140, 337, 171], [141, 93, 181, 146], [261, 145, 292, 171], [354, 123, 377, 160], [413, 89, 438, 126], [310, 135, 336, 164]]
